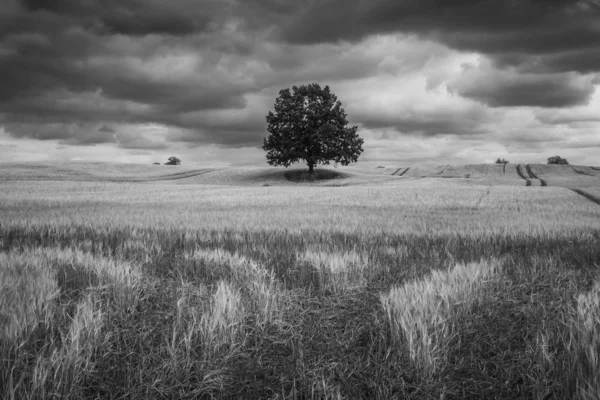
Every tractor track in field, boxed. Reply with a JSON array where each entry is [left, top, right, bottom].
[[570, 166, 598, 178], [436, 165, 449, 176], [391, 167, 410, 176], [525, 164, 546, 186], [571, 189, 600, 207], [137, 169, 218, 182], [516, 164, 532, 186]]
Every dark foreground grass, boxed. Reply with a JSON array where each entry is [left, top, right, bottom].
[[1, 224, 599, 399]]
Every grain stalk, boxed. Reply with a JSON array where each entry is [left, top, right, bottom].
[[381, 260, 499, 377]]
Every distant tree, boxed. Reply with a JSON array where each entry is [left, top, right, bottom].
[[153, 162, 160, 165], [263, 83, 364, 174], [547, 156, 569, 165], [165, 156, 181, 166], [495, 158, 509, 164]]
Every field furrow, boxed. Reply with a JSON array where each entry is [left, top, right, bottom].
[[571, 188, 600, 207], [525, 164, 546, 186], [527, 164, 600, 188], [397, 167, 410, 176], [516, 164, 532, 186], [571, 165, 600, 178]]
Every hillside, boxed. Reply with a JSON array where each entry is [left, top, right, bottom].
[[368, 163, 600, 188], [1, 161, 599, 188]]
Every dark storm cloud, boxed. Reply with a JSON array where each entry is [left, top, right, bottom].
[[3, 122, 115, 145], [356, 109, 494, 137], [3, 121, 170, 149], [278, 0, 600, 74], [17, 0, 216, 36], [166, 127, 267, 148], [449, 67, 596, 107], [0, 0, 265, 148], [2, 0, 599, 154], [98, 125, 116, 134]]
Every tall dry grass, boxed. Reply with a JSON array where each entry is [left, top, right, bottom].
[[565, 281, 600, 399], [381, 259, 500, 376], [0, 247, 141, 399], [182, 248, 283, 324], [169, 280, 245, 364], [298, 249, 370, 294], [0, 252, 58, 342]]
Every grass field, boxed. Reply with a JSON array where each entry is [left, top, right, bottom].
[[1, 162, 600, 399]]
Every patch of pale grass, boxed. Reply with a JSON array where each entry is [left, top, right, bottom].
[[35, 246, 141, 309], [567, 281, 600, 399], [183, 248, 281, 324], [170, 280, 245, 365], [200, 281, 245, 359], [40, 293, 104, 398], [298, 249, 369, 294], [381, 259, 500, 376], [0, 252, 58, 341], [0, 248, 118, 399]]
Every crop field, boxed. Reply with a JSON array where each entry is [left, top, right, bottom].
[[526, 165, 600, 188], [1, 162, 600, 399], [371, 163, 600, 189]]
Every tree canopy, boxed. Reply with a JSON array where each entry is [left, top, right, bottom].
[[263, 83, 364, 174], [547, 156, 569, 165], [165, 156, 181, 165]]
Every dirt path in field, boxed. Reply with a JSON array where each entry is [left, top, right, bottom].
[[525, 164, 546, 186], [570, 189, 600, 206], [516, 164, 531, 186]]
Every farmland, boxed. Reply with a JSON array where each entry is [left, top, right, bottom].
[[1, 161, 600, 399]]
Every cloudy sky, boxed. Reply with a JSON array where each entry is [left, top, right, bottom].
[[1, 0, 599, 167]]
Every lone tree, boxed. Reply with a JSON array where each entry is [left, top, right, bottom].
[[263, 83, 364, 174], [165, 156, 181, 165], [495, 158, 509, 164], [547, 156, 569, 165]]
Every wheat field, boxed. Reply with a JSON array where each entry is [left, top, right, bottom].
[[1, 162, 600, 399]]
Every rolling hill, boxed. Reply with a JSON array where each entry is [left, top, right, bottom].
[[1, 161, 599, 188]]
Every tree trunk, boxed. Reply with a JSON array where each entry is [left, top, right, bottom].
[[308, 162, 314, 174]]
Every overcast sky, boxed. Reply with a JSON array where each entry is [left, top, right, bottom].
[[1, 0, 599, 167]]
